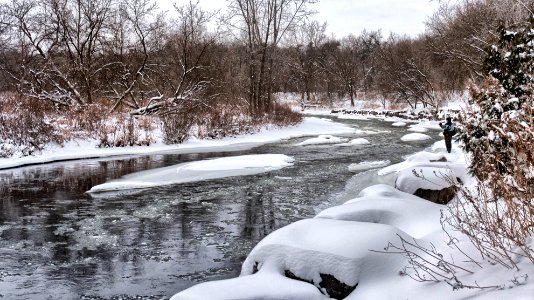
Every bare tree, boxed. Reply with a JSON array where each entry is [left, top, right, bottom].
[[286, 20, 327, 103], [106, 0, 165, 112], [2, 0, 116, 106], [227, 0, 317, 113], [376, 35, 437, 109], [130, 0, 218, 116]]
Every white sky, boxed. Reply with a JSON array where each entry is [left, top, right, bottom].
[[166, 0, 441, 38]]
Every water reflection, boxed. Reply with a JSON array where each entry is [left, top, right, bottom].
[[0, 119, 440, 299]]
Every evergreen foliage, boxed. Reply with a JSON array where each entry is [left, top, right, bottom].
[[457, 17, 534, 264]]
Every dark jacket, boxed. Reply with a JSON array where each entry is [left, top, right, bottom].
[[440, 121, 456, 136]]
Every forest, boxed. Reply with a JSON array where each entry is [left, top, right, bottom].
[[0, 0, 531, 150]]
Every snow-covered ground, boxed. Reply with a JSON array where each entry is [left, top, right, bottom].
[[170, 140, 534, 300], [0, 117, 354, 170]]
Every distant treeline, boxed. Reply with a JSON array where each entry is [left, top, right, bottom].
[[0, 0, 531, 114]]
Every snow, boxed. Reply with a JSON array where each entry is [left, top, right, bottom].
[[407, 126, 429, 133], [391, 121, 407, 127], [395, 166, 456, 194], [297, 134, 348, 146], [400, 133, 432, 142], [0, 117, 354, 170], [240, 218, 408, 285], [317, 185, 443, 238], [340, 138, 371, 146], [171, 268, 328, 300], [337, 114, 370, 121], [170, 134, 534, 300], [348, 160, 390, 172], [88, 154, 294, 193]]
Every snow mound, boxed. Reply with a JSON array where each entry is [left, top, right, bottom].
[[407, 126, 429, 133], [88, 154, 294, 193], [340, 138, 371, 147], [297, 135, 348, 146], [378, 141, 466, 176], [396, 166, 456, 194], [392, 122, 407, 127], [241, 218, 409, 289], [170, 268, 327, 300], [348, 160, 390, 172], [317, 184, 443, 238], [400, 133, 431, 142], [411, 120, 441, 130]]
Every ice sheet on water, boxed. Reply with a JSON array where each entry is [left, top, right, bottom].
[[88, 154, 294, 193]]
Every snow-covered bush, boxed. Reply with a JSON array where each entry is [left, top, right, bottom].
[[457, 18, 534, 266]]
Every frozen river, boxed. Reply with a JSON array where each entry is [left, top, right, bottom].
[[0, 117, 440, 299]]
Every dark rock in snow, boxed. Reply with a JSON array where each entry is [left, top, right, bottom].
[[284, 270, 357, 300], [414, 185, 457, 205], [430, 157, 448, 162]]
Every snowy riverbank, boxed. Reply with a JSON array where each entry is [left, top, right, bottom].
[[0, 117, 353, 170], [170, 140, 534, 300]]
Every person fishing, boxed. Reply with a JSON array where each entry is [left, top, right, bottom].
[[439, 116, 456, 153]]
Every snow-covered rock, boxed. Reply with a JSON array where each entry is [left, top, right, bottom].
[[392, 122, 407, 127], [317, 185, 443, 238], [407, 126, 429, 133], [297, 135, 348, 146], [340, 138, 371, 147], [170, 269, 328, 300], [400, 133, 432, 142], [240, 218, 410, 299]]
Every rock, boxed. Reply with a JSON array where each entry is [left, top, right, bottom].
[[284, 270, 357, 300], [414, 185, 457, 205]]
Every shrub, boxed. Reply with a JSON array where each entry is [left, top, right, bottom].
[[0, 94, 64, 157], [456, 18, 534, 267], [160, 100, 302, 144], [268, 102, 303, 127]]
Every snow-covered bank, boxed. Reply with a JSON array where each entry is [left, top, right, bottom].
[[170, 140, 534, 300], [88, 154, 294, 193], [0, 117, 353, 170]]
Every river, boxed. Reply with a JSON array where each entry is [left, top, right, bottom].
[[0, 117, 440, 299]]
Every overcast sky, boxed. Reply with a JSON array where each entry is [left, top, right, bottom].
[[167, 0, 441, 37]]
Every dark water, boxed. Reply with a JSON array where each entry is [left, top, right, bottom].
[[0, 118, 440, 299]]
